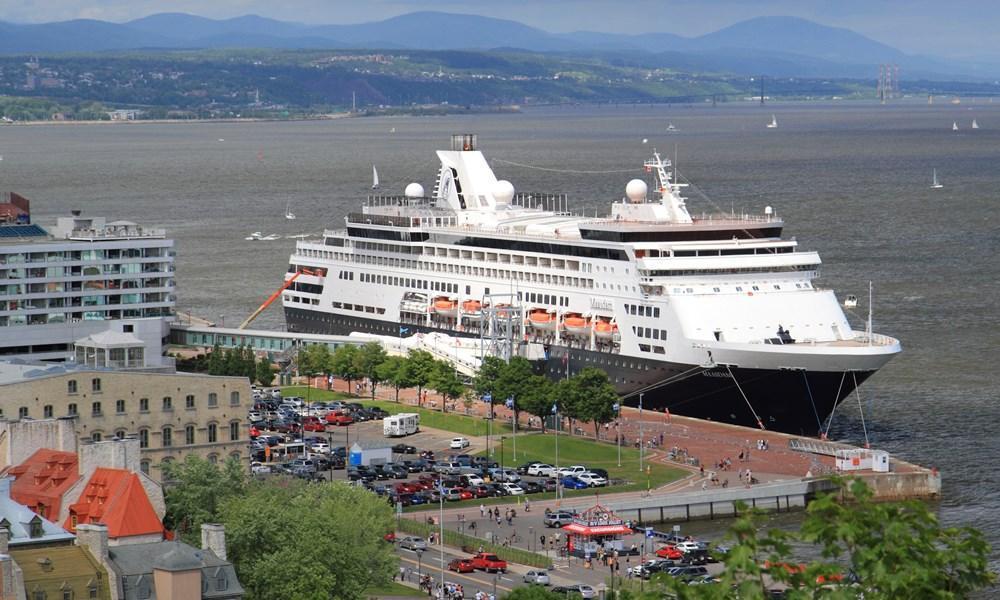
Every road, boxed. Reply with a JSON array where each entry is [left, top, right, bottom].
[[396, 546, 519, 597]]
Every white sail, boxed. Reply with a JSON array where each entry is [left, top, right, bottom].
[[372, 165, 380, 190], [285, 201, 296, 220], [931, 169, 943, 189], [766, 114, 778, 128], [972, 119, 979, 129], [952, 121, 959, 131]]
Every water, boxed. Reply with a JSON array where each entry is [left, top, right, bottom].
[[1, 102, 998, 563]]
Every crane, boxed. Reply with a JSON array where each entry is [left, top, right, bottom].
[[238, 268, 324, 329]]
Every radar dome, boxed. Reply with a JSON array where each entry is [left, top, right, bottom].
[[764, 206, 773, 215], [493, 180, 515, 205], [625, 179, 648, 202], [404, 183, 425, 198]]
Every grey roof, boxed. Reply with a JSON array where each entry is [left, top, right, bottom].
[[109, 540, 244, 599], [0, 477, 76, 546], [352, 440, 395, 451]]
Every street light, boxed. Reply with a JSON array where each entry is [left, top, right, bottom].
[[499, 436, 506, 479], [638, 392, 644, 473], [616, 402, 621, 467]]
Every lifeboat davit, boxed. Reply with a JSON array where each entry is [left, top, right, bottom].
[[462, 300, 483, 320], [563, 314, 591, 336], [527, 309, 558, 331], [594, 318, 618, 340], [433, 297, 458, 316]]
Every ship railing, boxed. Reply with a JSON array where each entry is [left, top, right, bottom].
[[576, 213, 782, 228], [850, 331, 898, 346], [364, 194, 436, 208], [67, 227, 166, 240], [512, 192, 570, 214]]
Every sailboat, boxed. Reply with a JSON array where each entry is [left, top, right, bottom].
[[952, 121, 959, 131], [667, 122, 677, 132], [972, 119, 979, 129], [931, 169, 943, 189], [285, 201, 296, 220], [766, 114, 778, 129], [371, 165, 380, 190]]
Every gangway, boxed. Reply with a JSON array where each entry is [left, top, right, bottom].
[[238, 268, 324, 329]]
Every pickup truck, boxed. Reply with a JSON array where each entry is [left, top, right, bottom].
[[470, 553, 508, 573]]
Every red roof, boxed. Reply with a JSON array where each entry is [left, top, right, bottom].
[[65, 468, 164, 540], [561, 523, 633, 536], [7, 449, 80, 521]]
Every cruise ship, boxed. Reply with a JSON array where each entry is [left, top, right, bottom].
[[283, 135, 901, 435]]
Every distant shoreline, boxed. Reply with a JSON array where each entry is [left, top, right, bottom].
[[2, 113, 355, 126]]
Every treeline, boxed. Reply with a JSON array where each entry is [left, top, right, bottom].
[[175, 344, 276, 386], [302, 343, 620, 439]]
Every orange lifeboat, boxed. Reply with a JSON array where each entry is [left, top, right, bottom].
[[462, 299, 483, 320], [562, 313, 591, 336], [433, 297, 458, 316], [593, 318, 618, 340], [527, 309, 558, 331]]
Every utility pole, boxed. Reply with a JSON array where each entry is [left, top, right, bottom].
[[639, 393, 644, 473]]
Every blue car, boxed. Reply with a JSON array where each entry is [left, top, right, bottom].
[[561, 477, 589, 490], [409, 493, 428, 505]]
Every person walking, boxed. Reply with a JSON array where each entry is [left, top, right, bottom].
[[480, 504, 486, 518]]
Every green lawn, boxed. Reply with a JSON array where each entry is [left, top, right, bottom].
[[280, 386, 511, 437], [363, 582, 422, 598]]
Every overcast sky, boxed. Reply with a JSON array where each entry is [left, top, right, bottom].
[[2, 0, 997, 59]]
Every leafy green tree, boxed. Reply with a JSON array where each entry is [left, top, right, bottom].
[[255, 356, 276, 387], [553, 377, 578, 433], [376, 355, 413, 403], [406, 350, 436, 407], [353, 342, 387, 399], [331, 345, 362, 393], [160, 455, 246, 546], [219, 480, 397, 600], [207, 342, 224, 375], [517, 375, 556, 432], [495, 356, 535, 428], [568, 367, 618, 439], [430, 360, 464, 411], [298, 344, 332, 380], [473, 355, 505, 416]]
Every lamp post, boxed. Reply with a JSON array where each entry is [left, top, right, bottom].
[[500, 436, 506, 479], [555, 405, 561, 501], [616, 402, 621, 467], [439, 483, 445, 597], [638, 392, 644, 473], [529, 526, 534, 552]]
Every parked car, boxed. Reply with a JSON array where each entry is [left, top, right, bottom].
[[460, 474, 485, 487], [301, 417, 326, 432], [541, 478, 559, 492], [369, 407, 390, 419], [307, 441, 331, 454], [449, 437, 470, 449], [557, 465, 588, 478], [448, 558, 475, 573], [488, 468, 521, 483], [516, 462, 542, 474], [499, 483, 525, 496], [521, 481, 544, 494], [398, 537, 428, 551], [433, 462, 463, 475], [470, 553, 507, 573], [325, 411, 354, 426], [666, 566, 709, 579], [543, 511, 576, 528], [523, 570, 550, 585], [656, 545, 684, 560], [527, 463, 557, 477], [250, 462, 272, 475], [392, 443, 417, 455], [674, 541, 703, 553], [552, 585, 596, 598], [560, 477, 589, 490], [576, 472, 608, 487]]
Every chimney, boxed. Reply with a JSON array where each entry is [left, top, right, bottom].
[[0, 554, 21, 600], [0, 529, 8, 555], [78, 437, 140, 477], [75, 524, 109, 562], [200, 524, 226, 560]]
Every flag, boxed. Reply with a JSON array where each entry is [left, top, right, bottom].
[[505, 396, 514, 409], [613, 403, 620, 412], [551, 403, 558, 414], [399, 326, 409, 335], [483, 393, 492, 403]]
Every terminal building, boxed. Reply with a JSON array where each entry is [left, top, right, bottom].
[[0, 193, 175, 365]]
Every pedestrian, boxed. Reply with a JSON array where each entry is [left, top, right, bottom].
[[496, 514, 501, 526], [659, 431, 664, 446], [480, 504, 486, 518], [524, 498, 530, 512], [469, 521, 476, 534]]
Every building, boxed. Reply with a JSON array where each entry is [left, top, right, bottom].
[[65, 468, 165, 544], [77, 523, 244, 600], [0, 365, 250, 481], [5, 450, 79, 523], [0, 200, 175, 364], [0, 478, 75, 549], [348, 440, 393, 467], [7, 545, 111, 600]]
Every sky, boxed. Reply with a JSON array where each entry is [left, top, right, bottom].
[[2, 0, 998, 60]]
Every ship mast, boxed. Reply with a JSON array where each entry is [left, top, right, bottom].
[[644, 150, 692, 224]]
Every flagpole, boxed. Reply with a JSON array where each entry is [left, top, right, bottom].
[[616, 403, 621, 467]]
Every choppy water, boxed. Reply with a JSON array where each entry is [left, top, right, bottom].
[[1, 102, 998, 565]]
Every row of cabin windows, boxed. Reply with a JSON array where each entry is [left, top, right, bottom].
[[330, 301, 386, 315], [626, 304, 661, 318], [21, 392, 238, 420], [632, 326, 668, 341], [134, 421, 240, 448], [525, 292, 568, 307], [358, 271, 460, 294]]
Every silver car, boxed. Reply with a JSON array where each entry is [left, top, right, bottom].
[[523, 570, 550, 585], [398, 536, 428, 551]]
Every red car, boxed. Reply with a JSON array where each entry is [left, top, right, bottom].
[[655, 545, 683, 560], [384, 532, 396, 543], [457, 488, 474, 500], [301, 417, 326, 432], [448, 558, 475, 573], [395, 482, 421, 494], [325, 411, 354, 426], [470, 553, 507, 573]]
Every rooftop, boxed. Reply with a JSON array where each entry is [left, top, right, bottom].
[[0, 476, 75, 547], [10, 545, 110, 594], [65, 468, 164, 539], [6, 449, 80, 522], [110, 540, 244, 599]]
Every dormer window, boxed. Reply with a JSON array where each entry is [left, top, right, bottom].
[[29, 516, 43, 538]]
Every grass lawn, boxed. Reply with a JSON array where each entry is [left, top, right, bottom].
[[280, 386, 511, 437], [363, 582, 422, 598], [403, 432, 688, 511]]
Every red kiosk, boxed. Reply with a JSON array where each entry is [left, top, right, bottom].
[[561, 504, 634, 558]]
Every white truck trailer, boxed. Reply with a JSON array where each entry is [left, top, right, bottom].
[[383, 413, 420, 437]]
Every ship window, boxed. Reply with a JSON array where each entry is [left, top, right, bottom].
[[652, 330, 659, 340], [713, 287, 720, 292], [653, 346, 666, 354], [644, 328, 651, 337], [638, 344, 651, 352], [752, 286, 760, 291], [735, 287, 743, 292]]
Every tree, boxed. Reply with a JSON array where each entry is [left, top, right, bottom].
[[353, 342, 387, 399], [406, 350, 436, 407], [473, 355, 505, 417], [376, 355, 413, 403], [430, 360, 464, 411], [553, 377, 577, 434], [255, 356, 276, 387], [161, 455, 246, 546], [207, 342, 224, 375], [331, 345, 361, 393], [518, 375, 555, 432], [659, 478, 995, 600], [220, 480, 397, 600], [567, 367, 618, 440], [495, 356, 535, 429], [298, 344, 332, 381]]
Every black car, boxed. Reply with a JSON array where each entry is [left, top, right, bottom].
[[345, 402, 364, 411], [520, 481, 544, 494], [402, 459, 428, 473], [353, 409, 374, 422], [369, 407, 389, 419], [393, 443, 418, 455], [331, 446, 347, 458], [541, 478, 559, 492], [420, 450, 436, 460], [480, 483, 504, 497]]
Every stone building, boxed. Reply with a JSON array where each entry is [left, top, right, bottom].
[[0, 364, 250, 480]]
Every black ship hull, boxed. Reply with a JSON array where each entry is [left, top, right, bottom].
[[286, 307, 873, 436]]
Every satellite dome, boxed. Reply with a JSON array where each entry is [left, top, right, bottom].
[[764, 206, 773, 216], [404, 183, 425, 198], [625, 179, 648, 202], [493, 180, 515, 205]]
